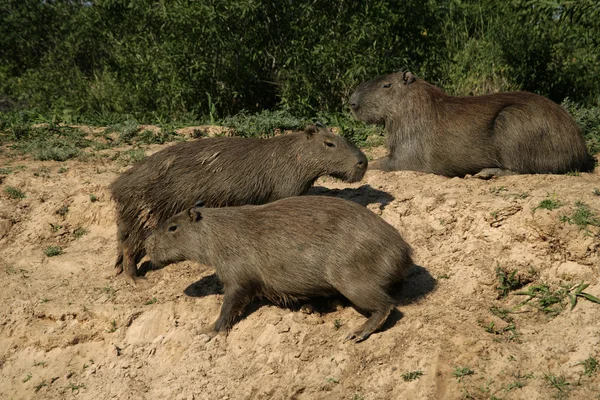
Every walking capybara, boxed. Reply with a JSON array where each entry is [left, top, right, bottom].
[[145, 196, 413, 342], [110, 124, 368, 280], [349, 71, 594, 177]]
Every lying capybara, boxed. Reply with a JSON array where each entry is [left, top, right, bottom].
[[110, 124, 368, 280], [349, 71, 594, 177], [145, 196, 413, 342]]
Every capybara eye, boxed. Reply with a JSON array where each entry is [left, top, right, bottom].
[[324, 141, 335, 148], [168, 224, 178, 232], [382, 83, 392, 88]]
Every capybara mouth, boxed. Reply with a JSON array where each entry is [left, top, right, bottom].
[[332, 169, 365, 183]]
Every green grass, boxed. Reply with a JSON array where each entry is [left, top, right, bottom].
[[145, 297, 157, 305], [56, 205, 69, 217], [73, 227, 88, 239], [34, 380, 48, 393], [495, 266, 531, 298], [7, 124, 91, 161], [333, 319, 343, 330], [401, 370, 424, 382], [22, 373, 32, 383], [534, 196, 562, 212], [453, 367, 475, 381], [89, 194, 98, 202], [4, 186, 26, 199], [576, 357, 599, 377], [115, 148, 146, 165], [44, 246, 63, 257], [560, 201, 600, 229], [107, 320, 117, 333], [544, 374, 570, 395], [220, 109, 305, 138], [513, 281, 600, 316]]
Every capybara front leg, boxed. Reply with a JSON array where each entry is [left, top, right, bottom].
[[121, 244, 139, 282], [368, 156, 392, 172], [344, 306, 392, 343], [473, 168, 518, 180], [205, 285, 251, 338]]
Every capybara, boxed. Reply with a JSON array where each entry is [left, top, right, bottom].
[[349, 71, 594, 177], [110, 124, 368, 280], [145, 196, 413, 342]]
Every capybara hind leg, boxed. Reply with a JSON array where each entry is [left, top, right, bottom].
[[473, 168, 518, 180], [344, 306, 392, 343], [210, 286, 251, 335]]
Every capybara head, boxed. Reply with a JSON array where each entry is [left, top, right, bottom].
[[301, 123, 368, 182], [145, 204, 205, 269], [349, 71, 418, 124]]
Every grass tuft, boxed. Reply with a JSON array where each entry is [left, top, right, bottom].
[[4, 186, 26, 199], [44, 246, 63, 257], [401, 370, 424, 382]]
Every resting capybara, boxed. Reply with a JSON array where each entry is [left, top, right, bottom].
[[110, 124, 368, 280], [349, 71, 595, 177], [145, 196, 413, 342]]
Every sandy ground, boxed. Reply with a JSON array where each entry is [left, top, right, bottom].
[[1, 131, 599, 400]]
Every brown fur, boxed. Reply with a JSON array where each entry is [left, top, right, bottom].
[[110, 125, 367, 280], [349, 71, 595, 176], [145, 196, 413, 342]]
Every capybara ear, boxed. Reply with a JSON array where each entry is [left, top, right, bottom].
[[188, 208, 202, 222], [195, 200, 205, 208], [305, 124, 317, 137], [402, 71, 416, 85]]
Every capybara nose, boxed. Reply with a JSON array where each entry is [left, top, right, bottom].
[[357, 160, 365, 168], [350, 102, 358, 110]]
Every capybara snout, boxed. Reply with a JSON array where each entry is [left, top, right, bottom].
[[145, 196, 413, 343]]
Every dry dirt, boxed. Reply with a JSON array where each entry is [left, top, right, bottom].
[[1, 131, 599, 400]]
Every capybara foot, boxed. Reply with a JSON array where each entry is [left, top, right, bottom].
[[199, 324, 220, 340], [344, 329, 371, 343], [473, 168, 517, 180], [343, 307, 391, 343], [300, 303, 315, 314]]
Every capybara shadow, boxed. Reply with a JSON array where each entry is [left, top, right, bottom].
[[110, 124, 368, 281], [350, 70, 595, 177], [308, 184, 394, 208], [182, 265, 434, 336], [392, 264, 437, 305], [184, 273, 224, 297], [147, 196, 414, 343]]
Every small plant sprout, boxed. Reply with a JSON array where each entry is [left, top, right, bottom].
[[56, 205, 69, 216], [576, 357, 599, 377], [534, 194, 562, 212], [453, 367, 475, 381], [145, 297, 157, 305], [89, 194, 98, 202], [45, 246, 63, 257], [560, 201, 600, 229], [107, 320, 117, 332], [401, 370, 424, 381], [333, 319, 343, 330], [73, 227, 88, 238]]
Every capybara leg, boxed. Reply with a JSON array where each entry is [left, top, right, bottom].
[[121, 244, 139, 282], [211, 286, 251, 334], [473, 168, 517, 180], [114, 249, 124, 276], [368, 156, 392, 172], [344, 306, 392, 343]]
